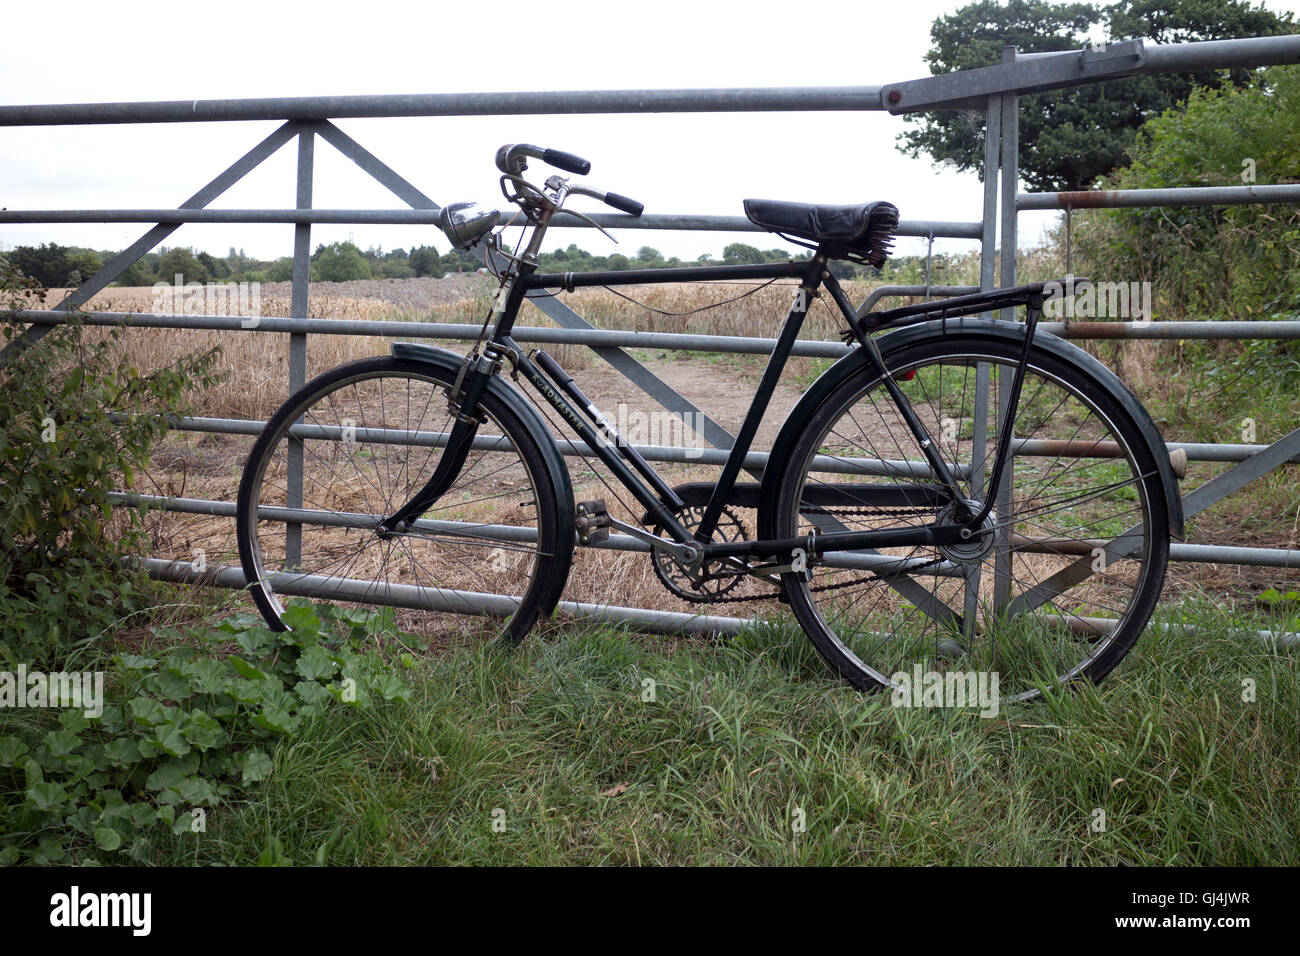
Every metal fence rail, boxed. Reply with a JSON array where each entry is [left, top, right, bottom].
[[3, 32, 1299, 637]]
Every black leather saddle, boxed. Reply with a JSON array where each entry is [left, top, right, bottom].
[[742, 199, 899, 267]]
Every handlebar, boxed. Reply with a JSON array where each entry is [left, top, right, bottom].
[[495, 143, 644, 217], [495, 143, 591, 176], [603, 192, 644, 217]]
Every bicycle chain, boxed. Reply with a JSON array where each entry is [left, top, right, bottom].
[[671, 503, 948, 606]]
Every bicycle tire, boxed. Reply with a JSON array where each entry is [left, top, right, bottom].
[[773, 331, 1170, 699], [236, 356, 567, 643]]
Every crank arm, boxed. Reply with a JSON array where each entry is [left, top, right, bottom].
[[608, 517, 703, 570]]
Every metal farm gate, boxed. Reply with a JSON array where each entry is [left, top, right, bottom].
[[2, 33, 1299, 638]]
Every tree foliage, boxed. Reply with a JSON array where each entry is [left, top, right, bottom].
[[1073, 64, 1300, 322], [156, 247, 209, 284], [897, 0, 1296, 192], [310, 241, 372, 282], [5, 243, 103, 288]]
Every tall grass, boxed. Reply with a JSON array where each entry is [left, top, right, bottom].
[[133, 598, 1298, 866]]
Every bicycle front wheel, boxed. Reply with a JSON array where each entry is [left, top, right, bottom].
[[236, 356, 566, 643], [773, 330, 1170, 700]]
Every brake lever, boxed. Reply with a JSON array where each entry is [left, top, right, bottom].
[[555, 206, 617, 244]]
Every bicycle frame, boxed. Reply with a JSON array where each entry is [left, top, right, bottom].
[[381, 205, 1052, 566]]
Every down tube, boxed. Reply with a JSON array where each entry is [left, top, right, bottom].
[[507, 342, 694, 543]]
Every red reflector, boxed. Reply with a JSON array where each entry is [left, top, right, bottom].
[[900, 369, 917, 380]]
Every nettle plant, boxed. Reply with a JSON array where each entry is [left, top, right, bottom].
[[0, 603, 413, 865]]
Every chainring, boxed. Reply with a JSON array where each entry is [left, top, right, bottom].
[[652, 504, 750, 603]]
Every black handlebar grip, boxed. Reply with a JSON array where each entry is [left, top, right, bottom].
[[542, 148, 591, 175], [604, 192, 644, 217]]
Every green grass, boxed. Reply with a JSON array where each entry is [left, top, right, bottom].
[[136, 599, 1299, 866]]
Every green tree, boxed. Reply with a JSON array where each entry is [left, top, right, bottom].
[[156, 247, 210, 284], [7, 243, 102, 287], [722, 242, 765, 265], [311, 242, 371, 282], [409, 245, 441, 278], [114, 260, 153, 287], [898, 0, 1295, 192], [266, 257, 295, 283], [196, 251, 230, 280], [1074, 64, 1300, 322]]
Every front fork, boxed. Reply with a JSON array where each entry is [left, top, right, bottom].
[[376, 350, 498, 537]]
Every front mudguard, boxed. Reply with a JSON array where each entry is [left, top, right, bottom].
[[755, 318, 1184, 540], [391, 342, 576, 617]]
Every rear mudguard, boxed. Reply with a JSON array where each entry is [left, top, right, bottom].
[[755, 318, 1184, 540], [390, 342, 576, 616]]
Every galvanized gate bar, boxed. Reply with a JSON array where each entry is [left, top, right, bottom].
[[0, 86, 892, 126], [284, 124, 315, 570], [27, 309, 1300, 348], [1018, 183, 1300, 210], [0, 121, 298, 362], [0, 208, 982, 240]]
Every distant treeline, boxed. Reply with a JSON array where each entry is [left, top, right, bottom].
[[1, 239, 936, 287]]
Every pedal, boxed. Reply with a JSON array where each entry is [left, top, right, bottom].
[[575, 499, 611, 545]]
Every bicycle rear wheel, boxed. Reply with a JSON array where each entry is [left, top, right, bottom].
[[236, 356, 566, 643], [773, 331, 1169, 700]]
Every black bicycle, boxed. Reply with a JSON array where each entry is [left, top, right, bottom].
[[237, 144, 1181, 700]]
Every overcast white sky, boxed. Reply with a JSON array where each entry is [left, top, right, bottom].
[[2, 0, 1297, 267]]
